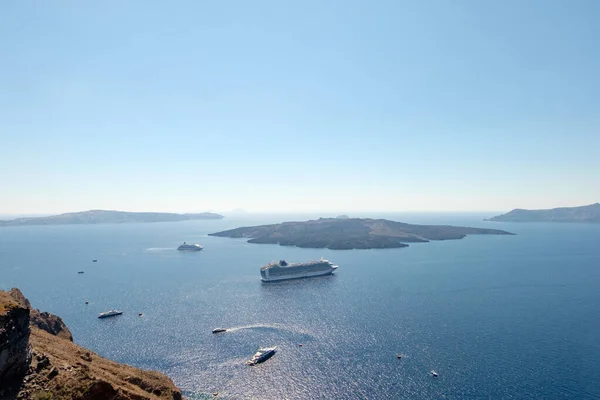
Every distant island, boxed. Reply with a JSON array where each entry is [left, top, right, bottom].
[[487, 203, 600, 223], [0, 209, 224, 226], [208, 217, 513, 250]]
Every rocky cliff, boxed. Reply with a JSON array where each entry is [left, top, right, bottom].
[[0, 291, 31, 387], [0, 289, 183, 400]]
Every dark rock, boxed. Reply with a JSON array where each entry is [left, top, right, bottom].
[[83, 380, 119, 400], [47, 366, 59, 379], [126, 375, 157, 394], [35, 354, 50, 371], [0, 292, 31, 386]]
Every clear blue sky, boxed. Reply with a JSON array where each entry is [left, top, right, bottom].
[[1, 0, 599, 214]]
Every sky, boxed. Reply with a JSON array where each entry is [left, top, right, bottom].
[[1, 0, 599, 214]]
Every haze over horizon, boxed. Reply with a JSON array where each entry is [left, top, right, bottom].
[[2, 1, 599, 214]]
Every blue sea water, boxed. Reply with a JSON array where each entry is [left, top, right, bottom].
[[1, 213, 599, 399]]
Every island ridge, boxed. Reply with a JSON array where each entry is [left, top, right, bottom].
[[0, 209, 223, 226], [487, 203, 600, 223], [209, 217, 514, 250]]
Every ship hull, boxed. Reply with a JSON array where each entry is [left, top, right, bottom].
[[261, 267, 337, 282], [98, 312, 123, 319], [177, 246, 202, 251], [246, 348, 277, 365]]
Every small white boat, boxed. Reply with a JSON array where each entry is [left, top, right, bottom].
[[98, 310, 123, 319], [430, 370, 438, 377]]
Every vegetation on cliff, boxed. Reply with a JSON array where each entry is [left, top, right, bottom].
[[209, 217, 514, 250]]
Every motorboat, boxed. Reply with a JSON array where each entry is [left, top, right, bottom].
[[246, 347, 277, 365]]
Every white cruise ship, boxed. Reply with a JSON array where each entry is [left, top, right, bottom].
[[260, 258, 338, 282], [177, 242, 203, 251], [98, 310, 123, 319]]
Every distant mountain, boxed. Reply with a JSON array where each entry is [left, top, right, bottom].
[[487, 203, 600, 223], [209, 217, 513, 250], [0, 209, 224, 226]]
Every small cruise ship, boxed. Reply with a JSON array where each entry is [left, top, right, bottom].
[[260, 258, 338, 282], [246, 347, 277, 365], [98, 310, 123, 319], [177, 242, 203, 251]]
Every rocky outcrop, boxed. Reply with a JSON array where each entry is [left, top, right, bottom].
[[30, 311, 73, 341], [7, 288, 73, 341], [0, 289, 183, 400]]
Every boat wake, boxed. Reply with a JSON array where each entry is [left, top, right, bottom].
[[225, 323, 281, 332], [221, 323, 314, 338], [145, 247, 174, 252]]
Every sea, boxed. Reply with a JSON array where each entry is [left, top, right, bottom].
[[1, 213, 599, 400]]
